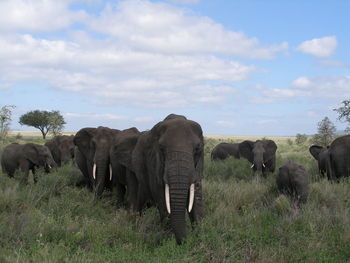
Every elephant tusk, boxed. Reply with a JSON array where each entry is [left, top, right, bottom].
[[93, 163, 96, 180], [262, 163, 266, 168], [48, 165, 52, 169], [109, 164, 113, 181], [165, 184, 171, 214], [251, 164, 255, 169], [188, 183, 195, 213]]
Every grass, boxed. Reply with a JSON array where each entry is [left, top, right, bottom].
[[0, 135, 349, 262]]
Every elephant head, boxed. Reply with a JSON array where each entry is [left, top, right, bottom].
[[309, 145, 329, 176], [239, 139, 277, 176], [74, 126, 119, 197], [149, 114, 204, 244], [45, 135, 75, 166], [23, 143, 57, 172]]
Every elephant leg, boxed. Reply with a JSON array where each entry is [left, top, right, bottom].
[[115, 183, 126, 208], [126, 170, 138, 211], [189, 181, 204, 226], [136, 185, 150, 214], [19, 161, 30, 185], [32, 167, 38, 183]]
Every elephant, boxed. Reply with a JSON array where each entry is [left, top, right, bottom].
[[276, 161, 309, 206], [211, 142, 240, 160], [327, 135, 350, 180], [1, 143, 57, 184], [45, 135, 75, 166], [238, 139, 277, 177], [309, 145, 329, 176], [132, 114, 204, 245], [109, 127, 141, 209], [73, 126, 120, 197]]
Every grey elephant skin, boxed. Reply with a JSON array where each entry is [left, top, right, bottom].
[[239, 139, 277, 176], [327, 135, 350, 180], [211, 142, 240, 160], [74, 126, 120, 197], [109, 127, 141, 209], [1, 143, 56, 184], [309, 145, 329, 176], [45, 135, 75, 166], [132, 114, 204, 245], [276, 161, 309, 206]]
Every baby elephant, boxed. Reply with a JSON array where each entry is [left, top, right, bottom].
[[276, 161, 309, 206], [1, 143, 57, 184]]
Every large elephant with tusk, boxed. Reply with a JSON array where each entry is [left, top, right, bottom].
[[74, 126, 120, 197], [238, 139, 277, 177], [132, 114, 204, 244]]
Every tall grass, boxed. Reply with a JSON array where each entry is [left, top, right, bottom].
[[0, 137, 349, 262]]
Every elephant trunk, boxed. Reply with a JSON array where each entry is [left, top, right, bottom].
[[169, 183, 188, 245], [166, 151, 194, 244], [94, 159, 108, 197]]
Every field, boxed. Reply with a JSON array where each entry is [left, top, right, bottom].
[[0, 135, 349, 263]]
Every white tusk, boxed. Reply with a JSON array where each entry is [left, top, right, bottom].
[[262, 163, 266, 168], [188, 184, 195, 212], [93, 163, 96, 180], [48, 165, 52, 169], [109, 164, 113, 181], [165, 184, 171, 214], [251, 164, 255, 168]]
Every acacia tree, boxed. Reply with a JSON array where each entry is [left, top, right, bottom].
[[19, 110, 66, 139], [312, 116, 336, 146], [0, 105, 16, 143], [334, 99, 350, 133]]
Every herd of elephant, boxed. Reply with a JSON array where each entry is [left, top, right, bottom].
[[1, 113, 350, 244]]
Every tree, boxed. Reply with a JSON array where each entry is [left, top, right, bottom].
[[19, 110, 66, 139], [0, 105, 16, 143], [334, 99, 350, 133], [295, 133, 308, 145], [311, 117, 336, 146]]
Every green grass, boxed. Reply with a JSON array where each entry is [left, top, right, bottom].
[[0, 137, 349, 262]]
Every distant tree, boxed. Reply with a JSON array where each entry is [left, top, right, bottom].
[[19, 110, 66, 139], [48, 110, 66, 136], [311, 117, 336, 146], [295, 133, 308, 145], [334, 99, 350, 133], [0, 105, 16, 143]]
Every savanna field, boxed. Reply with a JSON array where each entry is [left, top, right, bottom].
[[0, 134, 349, 263]]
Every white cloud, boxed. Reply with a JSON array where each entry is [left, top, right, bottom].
[[251, 75, 350, 104], [318, 60, 350, 68], [65, 112, 127, 120], [88, 0, 288, 59], [0, 0, 87, 32], [296, 36, 337, 58], [169, 0, 200, 4], [291, 77, 312, 88]]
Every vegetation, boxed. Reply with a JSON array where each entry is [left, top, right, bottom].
[[334, 99, 350, 133], [311, 117, 336, 146], [19, 110, 66, 139], [0, 135, 349, 262], [295, 133, 307, 145], [0, 105, 15, 143]]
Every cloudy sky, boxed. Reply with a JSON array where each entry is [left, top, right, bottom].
[[1, 0, 349, 135]]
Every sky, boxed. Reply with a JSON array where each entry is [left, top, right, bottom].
[[0, 0, 349, 135]]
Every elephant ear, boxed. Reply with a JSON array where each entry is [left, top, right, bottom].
[[309, 145, 324, 160], [73, 128, 96, 159], [263, 140, 277, 161], [23, 143, 41, 165], [239, 140, 254, 163], [112, 135, 139, 170]]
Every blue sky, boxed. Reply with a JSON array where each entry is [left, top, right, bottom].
[[0, 0, 349, 135]]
